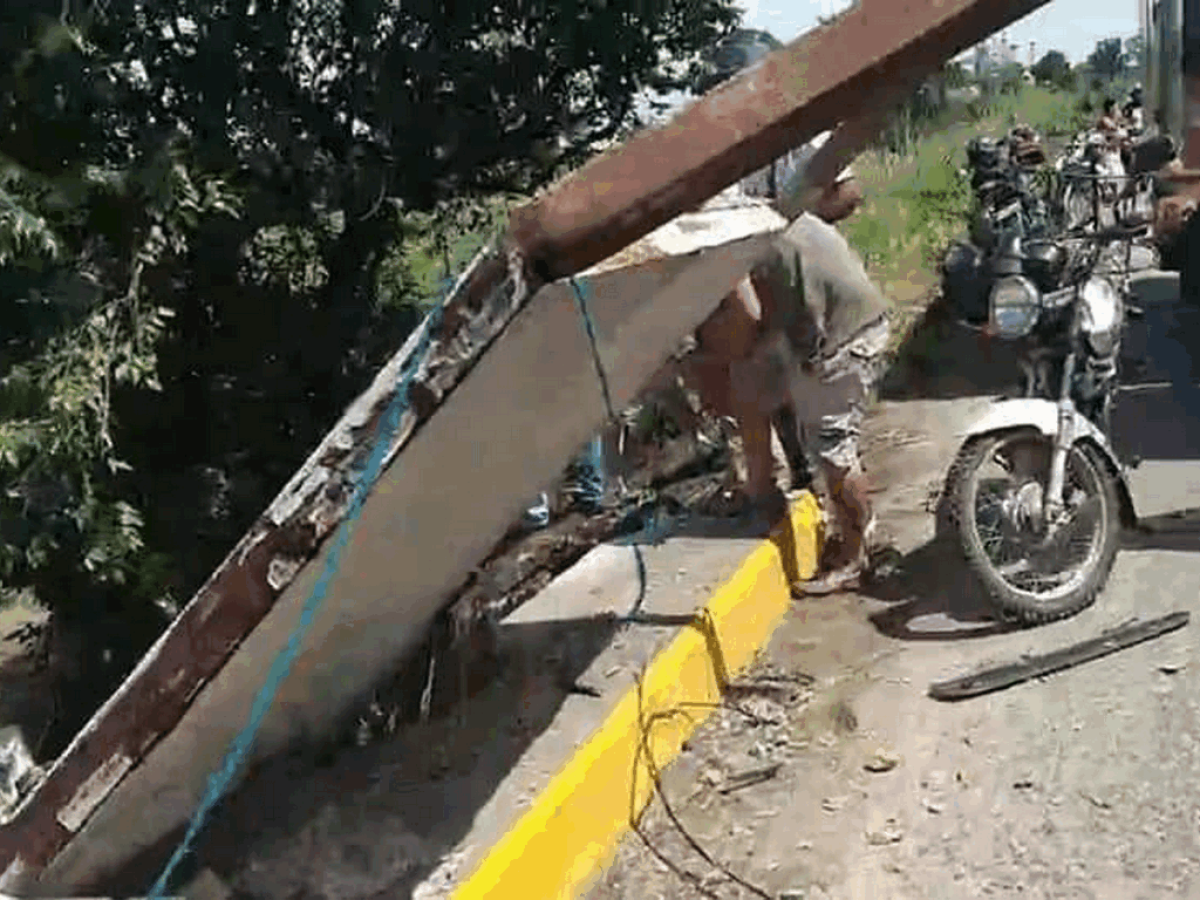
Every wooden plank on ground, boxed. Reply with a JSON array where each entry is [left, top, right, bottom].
[[929, 611, 1191, 701]]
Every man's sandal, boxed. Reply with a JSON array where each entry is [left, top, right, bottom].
[[793, 562, 863, 596]]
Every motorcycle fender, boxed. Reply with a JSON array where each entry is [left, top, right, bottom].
[[961, 398, 1137, 527], [963, 399, 1118, 464]]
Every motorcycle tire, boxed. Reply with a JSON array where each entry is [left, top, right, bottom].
[[945, 431, 1122, 626]]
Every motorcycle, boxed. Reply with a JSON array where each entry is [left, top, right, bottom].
[[945, 134, 1055, 322], [1058, 131, 1176, 233], [937, 222, 1161, 625], [1058, 132, 1127, 232], [966, 134, 1053, 244]]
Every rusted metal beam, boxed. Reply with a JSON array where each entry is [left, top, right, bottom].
[[0, 248, 522, 890], [510, 0, 1053, 283]]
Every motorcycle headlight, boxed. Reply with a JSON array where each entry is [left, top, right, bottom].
[[1079, 277, 1122, 355], [989, 275, 1041, 339]]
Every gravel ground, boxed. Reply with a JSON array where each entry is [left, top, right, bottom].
[[587, 391, 1200, 900]]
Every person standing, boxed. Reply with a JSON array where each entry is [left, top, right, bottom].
[[1123, 85, 1145, 133], [739, 130, 863, 494], [725, 188, 891, 593], [1097, 97, 1127, 145], [685, 29, 873, 507]]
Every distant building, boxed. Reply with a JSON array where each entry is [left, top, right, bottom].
[[964, 31, 1033, 84], [973, 42, 991, 77]]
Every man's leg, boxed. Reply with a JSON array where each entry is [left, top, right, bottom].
[[817, 459, 873, 569], [770, 404, 813, 491], [737, 397, 786, 516], [790, 348, 882, 594], [728, 342, 791, 523], [795, 435, 873, 594]]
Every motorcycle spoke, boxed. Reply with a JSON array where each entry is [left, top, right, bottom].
[[969, 437, 1108, 602], [996, 559, 1031, 578]]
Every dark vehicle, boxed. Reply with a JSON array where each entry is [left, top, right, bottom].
[[966, 132, 1053, 247]]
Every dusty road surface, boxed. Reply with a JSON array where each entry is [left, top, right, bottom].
[[588, 393, 1200, 900]]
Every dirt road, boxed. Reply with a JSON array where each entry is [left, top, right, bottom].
[[588, 396, 1200, 900]]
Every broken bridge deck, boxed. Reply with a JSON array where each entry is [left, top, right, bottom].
[[0, 1, 1054, 894]]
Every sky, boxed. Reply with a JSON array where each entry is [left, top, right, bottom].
[[635, 0, 1141, 124], [739, 0, 1140, 64]]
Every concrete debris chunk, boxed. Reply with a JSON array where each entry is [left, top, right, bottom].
[[865, 812, 905, 846], [0, 725, 42, 824], [864, 746, 902, 773]]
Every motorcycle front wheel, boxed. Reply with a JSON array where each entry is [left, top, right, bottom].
[[945, 430, 1121, 625]]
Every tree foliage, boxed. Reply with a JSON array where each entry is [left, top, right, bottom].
[[1031, 50, 1074, 90], [1087, 37, 1126, 81], [0, 0, 741, 746], [1125, 33, 1146, 76]]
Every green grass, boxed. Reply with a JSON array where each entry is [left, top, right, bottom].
[[376, 193, 520, 314]]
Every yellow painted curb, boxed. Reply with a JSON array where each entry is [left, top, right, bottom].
[[451, 493, 823, 900]]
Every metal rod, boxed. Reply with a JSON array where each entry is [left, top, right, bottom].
[[929, 611, 1190, 701], [510, 0, 1054, 284]]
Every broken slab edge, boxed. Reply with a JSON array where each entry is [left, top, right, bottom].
[[440, 493, 822, 900]]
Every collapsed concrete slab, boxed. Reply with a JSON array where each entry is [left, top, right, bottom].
[[0, 0, 1056, 891], [0, 192, 785, 896]]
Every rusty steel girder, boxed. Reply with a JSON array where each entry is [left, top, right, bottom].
[[510, 0, 1054, 284]]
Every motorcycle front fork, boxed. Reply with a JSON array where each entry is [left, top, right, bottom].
[[1043, 351, 1078, 528]]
